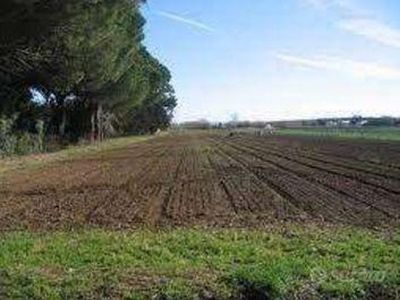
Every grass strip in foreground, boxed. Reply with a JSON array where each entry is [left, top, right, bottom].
[[0, 226, 399, 299]]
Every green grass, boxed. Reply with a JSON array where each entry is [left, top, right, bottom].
[[277, 127, 400, 142], [0, 135, 152, 177], [0, 226, 399, 299]]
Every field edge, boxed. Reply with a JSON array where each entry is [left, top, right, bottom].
[[0, 135, 154, 178]]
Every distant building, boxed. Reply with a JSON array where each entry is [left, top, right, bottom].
[[326, 120, 339, 127], [340, 120, 351, 127]]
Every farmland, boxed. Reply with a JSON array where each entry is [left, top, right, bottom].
[[1, 132, 400, 230], [1, 132, 400, 299]]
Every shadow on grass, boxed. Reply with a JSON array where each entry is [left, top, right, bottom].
[[234, 280, 277, 300]]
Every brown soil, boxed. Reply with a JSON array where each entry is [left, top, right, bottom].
[[1, 132, 399, 230]]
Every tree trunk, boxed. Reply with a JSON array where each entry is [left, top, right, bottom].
[[59, 106, 67, 137], [97, 103, 103, 141], [90, 103, 96, 143], [57, 96, 67, 138]]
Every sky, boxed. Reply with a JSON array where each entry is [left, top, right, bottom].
[[142, 0, 400, 122]]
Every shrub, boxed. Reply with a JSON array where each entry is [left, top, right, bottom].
[[0, 117, 17, 157], [0, 117, 46, 157]]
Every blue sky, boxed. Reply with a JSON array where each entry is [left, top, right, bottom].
[[142, 0, 400, 122]]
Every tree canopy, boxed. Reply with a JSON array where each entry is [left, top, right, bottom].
[[0, 0, 176, 147]]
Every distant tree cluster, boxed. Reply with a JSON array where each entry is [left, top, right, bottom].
[[311, 116, 400, 128], [176, 117, 400, 133], [178, 120, 213, 130], [0, 0, 176, 154], [366, 117, 400, 127]]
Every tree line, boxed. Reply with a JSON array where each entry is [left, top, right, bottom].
[[0, 0, 176, 155]]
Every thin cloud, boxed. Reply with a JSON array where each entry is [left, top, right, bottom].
[[156, 11, 215, 33], [302, 0, 367, 16], [302, 0, 328, 9], [339, 19, 400, 49], [275, 53, 400, 80], [302, 0, 400, 50]]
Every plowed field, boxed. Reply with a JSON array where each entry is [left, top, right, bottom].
[[1, 132, 400, 230]]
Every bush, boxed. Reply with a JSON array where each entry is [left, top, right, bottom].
[[0, 117, 46, 157], [0, 117, 17, 157]]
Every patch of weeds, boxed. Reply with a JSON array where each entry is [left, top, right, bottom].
[[0, 268, 119, 300], [225, 258, 309, 300]]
